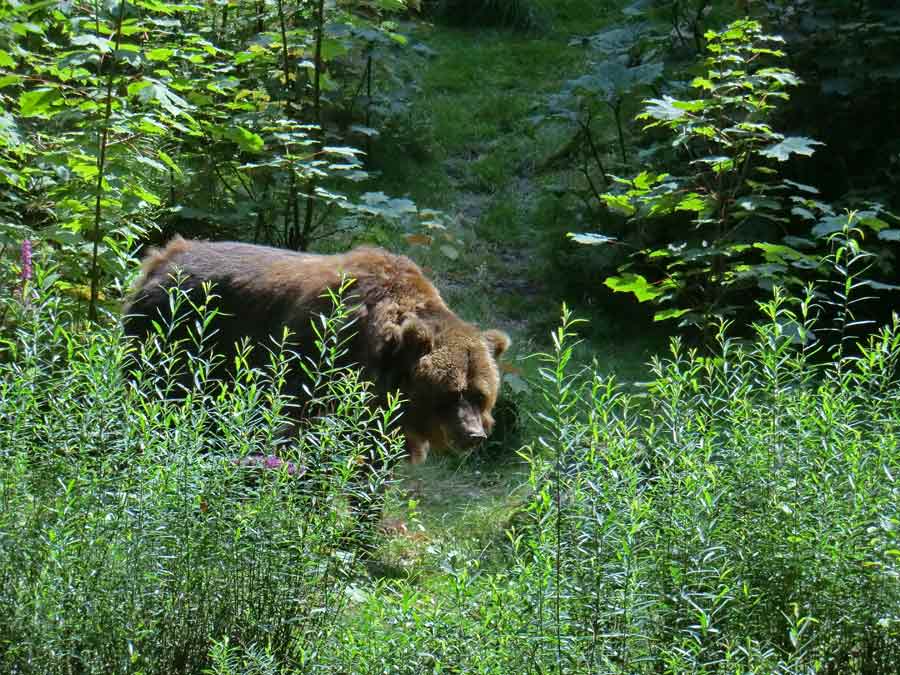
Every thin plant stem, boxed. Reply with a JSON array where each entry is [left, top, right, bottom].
[[88, 0, 127, 322]]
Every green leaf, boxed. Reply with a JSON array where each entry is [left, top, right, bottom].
[[595, 61, 663, 97], [783, 236, 815, 249], [753, 242, 809, 263], [640, 96, 689, 121], [127, 80, 152, 97], [878, 229, 900, 242], [350, 124, 379, 138], [858, 214, 889, 232], [675, 193, 706, 212], [69, 160, 99, 181], [323, 145, 363, 159], [601, 193, 635, 215], [604, 273, 665, 302], [71, 33, 112, 53], [791, 206, 816, 220], [137, 116, 167, 135], [147, 48, 174, 61], [812, 215, 850, 237], [756, 67, 800, 87], [759, 136, 824, 161], [358, 192, 417, 218], [0, 50, 15, 67], [157, 149, 182, 176], [867, 280, 900, 291], [134, 80, 191, 118], [393, 22, 413, 44], [225, 126, 264, 153], [12, 22, 45, 36], [693, 154, 732, 171], [568, 232, 616, 245], [0, 112, 23, 149], [632, 170, 666, 190], [0, 74, 23, 89], [134, 155, 167, 173], [735, 196, 779, 212], [125, 183, 161, 206], [783, 179, 819, 194], [320, 38, 349, 61], [654, 307, 690, 321], [19, 88, 63, 117]]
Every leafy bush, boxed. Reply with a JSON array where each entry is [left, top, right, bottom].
[[306, 297, 899, 674], [569, 21, 815, 326], [513, 301, 899, 672], [0, 278, 403, 674], [3, 258, 899, 673], [182, 294, 894, 675], [567, 19, 900, 338], [0, 0, 428, 316]]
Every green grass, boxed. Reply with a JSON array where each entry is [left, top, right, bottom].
[[377, 454, 529, 574], [370, 7, 639, 341], [372, 18, 603, 207], [417, 28, 589, 157]]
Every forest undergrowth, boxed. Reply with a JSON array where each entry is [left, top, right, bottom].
[[2, 244, 898, 674], [2, 0, 899, 672]]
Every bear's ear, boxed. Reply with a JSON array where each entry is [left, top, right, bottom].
[[482, 329, 510, 359], [396, 317, 434, 361]]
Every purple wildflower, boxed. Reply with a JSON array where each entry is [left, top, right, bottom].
[[234, 453, 303, 477], [263, 455, 283, 470], [20, 239, 32, 282]]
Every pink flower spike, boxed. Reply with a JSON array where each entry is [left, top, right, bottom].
[[20, 239, 32, 281]]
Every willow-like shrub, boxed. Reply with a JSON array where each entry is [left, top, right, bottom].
[[319, 297, 899, 675], [0, 278, 403, 675]]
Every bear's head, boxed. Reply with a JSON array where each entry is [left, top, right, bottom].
[[388, 316, 510, 463]]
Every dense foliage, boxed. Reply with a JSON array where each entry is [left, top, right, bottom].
[[2, 276, 898, 673], [1, 0, 899, 673], [0, 0, 427, 318], [569, 19, 899, 334], [547, 4, 900, 331], [0, 278, 402, 673]]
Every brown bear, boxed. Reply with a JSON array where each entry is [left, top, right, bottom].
[[123, 237, 510, 464]]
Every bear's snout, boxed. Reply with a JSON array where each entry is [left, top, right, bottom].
[[453, 401, 488, 447], [460, 427, 487, 446]]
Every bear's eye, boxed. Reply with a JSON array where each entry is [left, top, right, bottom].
[[439, 392, 462, 410]]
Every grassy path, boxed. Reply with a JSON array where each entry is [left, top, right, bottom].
[[375, 17, 600, 324], [370, 5, 668, 574], [373, 7, 666, 367]]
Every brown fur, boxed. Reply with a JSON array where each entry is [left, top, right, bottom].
[[124, 237, 510, 463]]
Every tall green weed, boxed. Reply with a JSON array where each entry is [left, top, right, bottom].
[[0, 277, 402, 674], [1, 263, 898, 674]]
